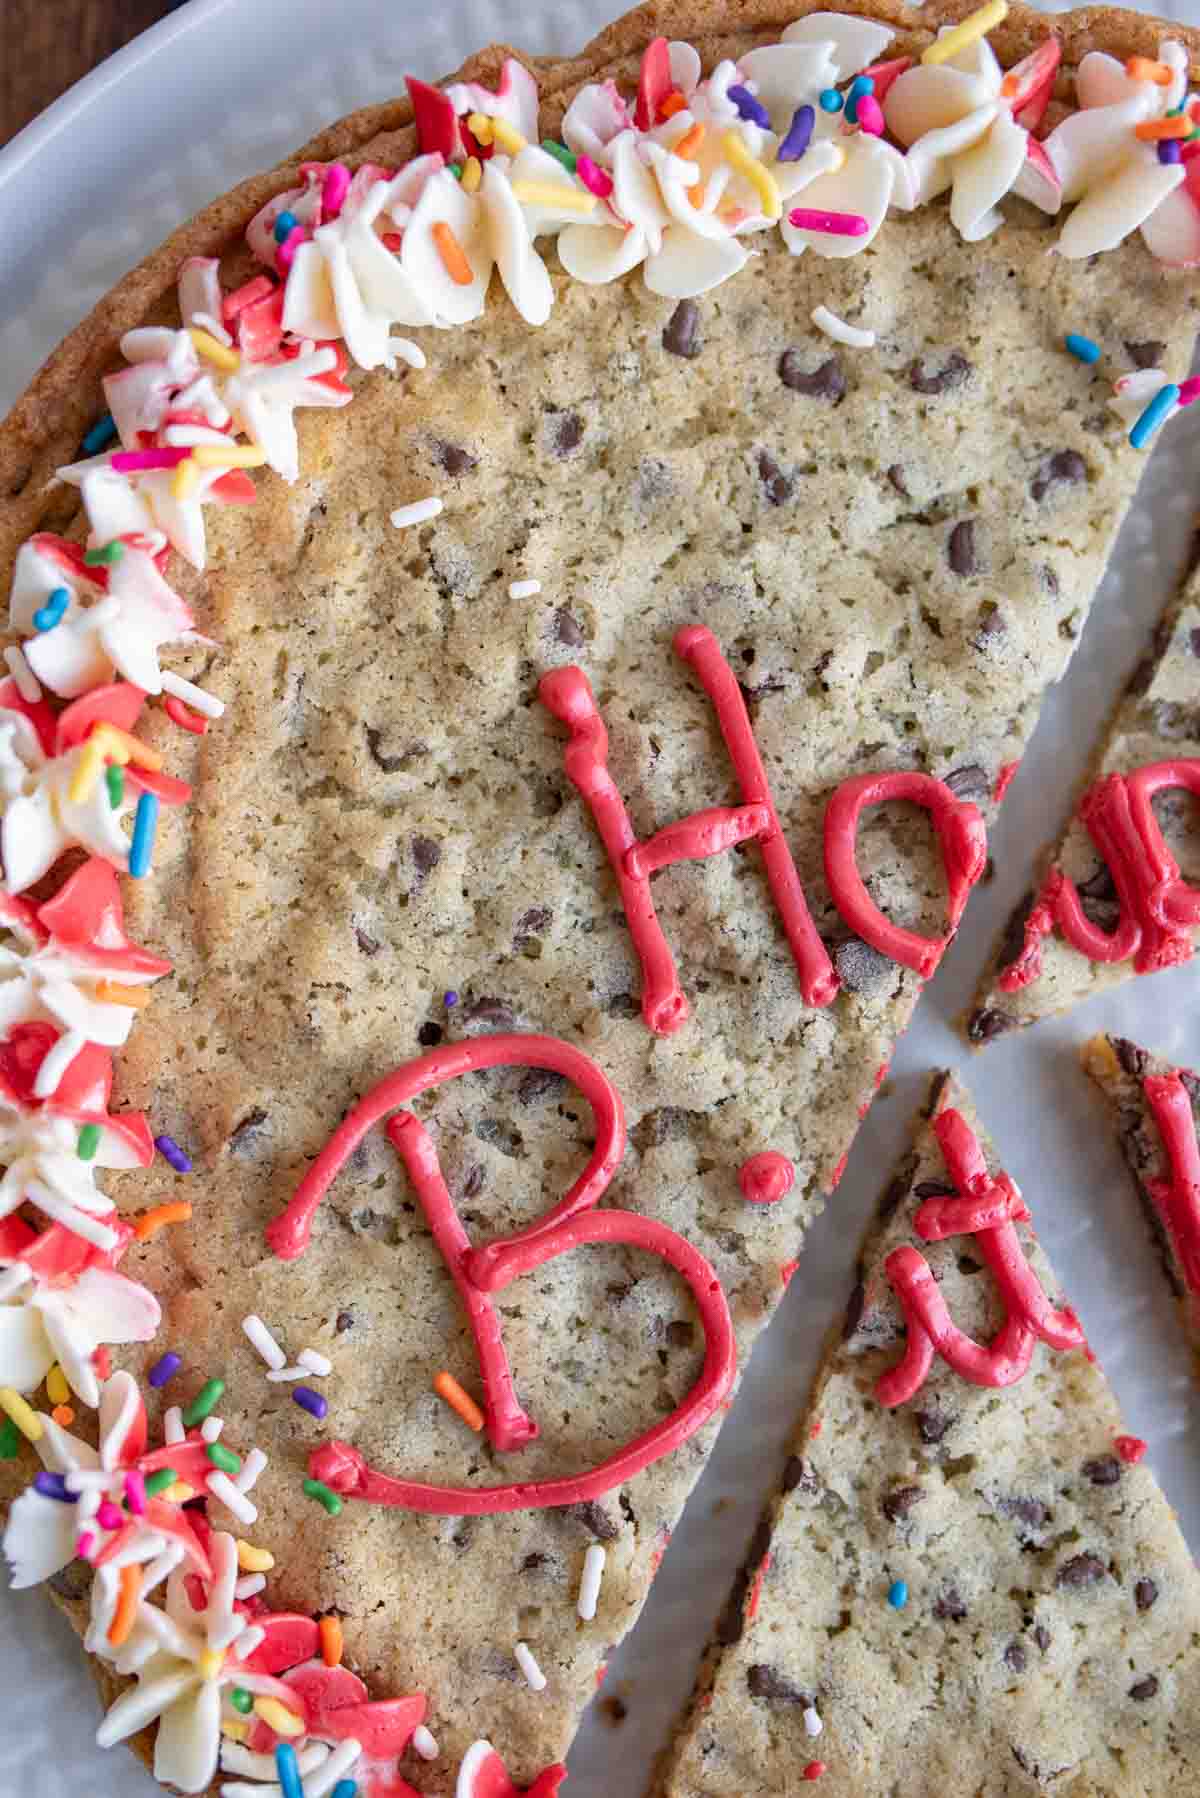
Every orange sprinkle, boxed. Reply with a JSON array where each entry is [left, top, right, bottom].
[[1126, 55, 1174, 84], [673, 123, 705, 160], [659, 90, 687, 120], [688, 182, 707, 209], [1135, 115, 1192, 140], [433, 1370, 484, 1432], [431, 221, 474, 287], [94, 979, 153, 1009], [51, 1405, 75, 1427], [109, 1565, 142, 1647], [134, 1201, 193, 1241], [319, 1615, 344, 1668]]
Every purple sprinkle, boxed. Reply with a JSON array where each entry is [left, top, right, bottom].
[[155, 1134, 193, 1173], [149, 1351, 183, 1389], [34, 1471, 72, 1503], [444, 990, 459, 1008], [778, 103, 815, 162], [727, 84, 772, 130], [293, 1386, 328, 1421], [1159, 138, 1183, 165]]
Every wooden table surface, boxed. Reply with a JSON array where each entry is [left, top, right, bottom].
[[2, 1, 178, 146]]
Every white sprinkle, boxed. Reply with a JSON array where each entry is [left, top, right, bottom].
[[577, 1543, 606, 1620], [191, 311, 233, 347], [241, 1313, 287, 1371], [811, 304, 876, 349], [200, 1415, 224, 1443], [265, 1364, 311, 1382], [390, 496, 443, 529], [233, 1624, 266, 1661], [298, 1347, 332, 1377], [237, 1447, 268, 1494], [514, 1641, 547, 1692], [803, 1706, 823, 1739], [65, 1470, 112, 1491], [76, 1487, 100, 1520], [207, 1470, 257, 1523], [161, 670, 226, 720], [210, 1612, 247, 1652], [304, 1738, 363, 1797], [4, 646, 41, 702], [163, 1405, 185, 1445], [412, 1724, 439, 1761], [235, 1573, 266, 1600], [508, 579, 542, 599]]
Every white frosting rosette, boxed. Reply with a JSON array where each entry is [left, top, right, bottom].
[[0, 1260, 158, 1407]]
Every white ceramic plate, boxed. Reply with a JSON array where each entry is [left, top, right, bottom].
[[2, 4, 1200, 1794]]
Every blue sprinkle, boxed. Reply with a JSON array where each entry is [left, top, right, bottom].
[[274, 1743, 305, 1798], [81, 413, 117, 456], [1064, 334, 1101, 365], [778, 103, 815, 162], [1130, 383, 1180, 451], [727, 84, 772, 129], [154, 1133, 193, 1174], [444, 989, 459, 1007], [34, 1471, 73, 1503], [293, 1385, 329, 1421], [273, 210, 298, 244], [331, 1784, 358, 1798], [1159, 138, 1183, 165], [887, 1579, 908, 1609], [33, 587, 70, 632], [844, 74, 875, 125], [128, 792, 160, 880], [148, 1352, 183, 1389], [818, 88, 844, 114]]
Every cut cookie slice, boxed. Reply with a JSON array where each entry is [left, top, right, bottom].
[[1083, 1031, 1200, 1355], [969, 565, 1200, 1043], [657, 1070, 1200, 1796], [1, 2, 1199, 1793]]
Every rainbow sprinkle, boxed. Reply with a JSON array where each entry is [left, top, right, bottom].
[[778, 104, 815, 161], [293, 1386, 328, 1420], [1129, 383, 1180, 449], [303, 1477, 344, 1516], [818, 88, 843, 113], [148, 1352, 182, 1389], [106, 763, 125, 808], [844, 74, 874, 124], [76, 1124, 101, 1161], [128, 791, 160, 879], [154, 1134, 193, 1173], [33, 588, 70, 632], [143, 1468, 177, 1498], [788, 207, 869, 236], [275, 1744, 304, 1798], [81, 413, 118, 455], [207, 1442, 241, 1475], [1065, 333, 1101, 364], [83, 542, 123, 567], [183, 1378, 225, 1426], [887, 1579, 909, 1609], [0, 1418, 20, 1459]]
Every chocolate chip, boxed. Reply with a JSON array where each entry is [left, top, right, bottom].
[[1112, 1039, 1149, 1079], [908, 351, 971, 395], [461, 997, 517, 1032], [1129, 1675, 1160, 1702], [887, 464, 909, 497], [778, 351, 846, 401], [842, 1280, 865, 1339], [335, 1311, 354, 1333], [545, 409, 583, 456], [973, 607, 1006, 649], [412, 835, 441, 878], [944, 765, 990, 803], [1078, 865, 1118, 903], [607, 992, 639, 1020], [417, 1021, 443, 1048], [1033, 1624, 1051, 1651], [915, 1408, 954, 1444], [633, 1107, 693, 1152], [948, 520, 978, 577], [514, 906, 553, 946], [229, 1108, 268, 1155], [967, 1008, 1017, 1043], [365, 726, 405, 773], [1040, 563, 1059, 597], [933, 1587, 967, 1621], [747, 1665, 808, 1703], [665, 1319, 695, 1349], [1083, 1454, 1124, 1487], [601, 1696, 628, 1724], [355, 927, 381, 956], [757, 450, 795, 506], [663, 299, 701, 358], [1190, 627, 1200, 660], [555, 608, 584, 647], [879, 1175, 908, 1221], [517, 1067, 566, 1106], [1031, 451, 1087, 501], [716, 1520, 773, 1646], [1126, 655, 1157, 698], [1150, 699, 1200, 741], [461, 1164, 486, 1200], [834, 937, 893, 994], [782, 1456, 820, 1495], [1125, 340, 1165, 370], [1135, 1577, 1159, 1612], [1004, 1642, 1027, 1672], [1057, 1552, 1107, 1589], [881, 1485, 924, 1522], [1001, 1495, 1049, 1530], [914, 1179, 955, 1199], [561, 1500, 619, 1542], [433, 440, 478, 477]]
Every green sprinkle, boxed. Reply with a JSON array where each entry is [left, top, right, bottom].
[[541, 138, 578, 173], [0, 1417, 20, 1459], [230, 1686, 253, 1715], [143, 1468, 176, 1497], [303, 1477, 344, 1517], [83, 542, 124, 567], [448, 161, 463, 179], [76, 1123, 101, 1161], [206, 1442, 241, 1475], [106, 763, 124, 808], [182, 1378, 225, 1427]]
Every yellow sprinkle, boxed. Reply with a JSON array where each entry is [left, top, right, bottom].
[[236, 1539, 275, 1573], [67, 737, 107, 806], [221, 1720, 249, 1743], [197, 1648, 224, 1681], [461, 155, 482, 193], [93, 723, 163, 773], [466, 112, 494, 145], [46, 1364, 70, 1406], [190, 443, 267, 469], [921, 0, 1009, 65], [0, 1388, 44, 1443], [490, 118, 527, 155], [721, 131, 781, 221], [187, 327, 241, 372], [161, 1481, 195, 1504], [253, 1696, 305, 1737], [510, 181, 597, 213], [171, 458, 199, 500]]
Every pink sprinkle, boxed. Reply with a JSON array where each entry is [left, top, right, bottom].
[[222, 275, 277, 322], [577, 154, 614, 199], [1178, 376, 1200, 408], [124, 1470, 147, 1516], [76, 1532, 96, 1562], [276, 225, 308, 273], [97, 1500, 124, 1532], [788, 207, 870, 237], [1115, 1433, 1148, 1464], [322, 162, 351, 220], [111, 448, 192, 472], [856, 95, 885, 136]]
